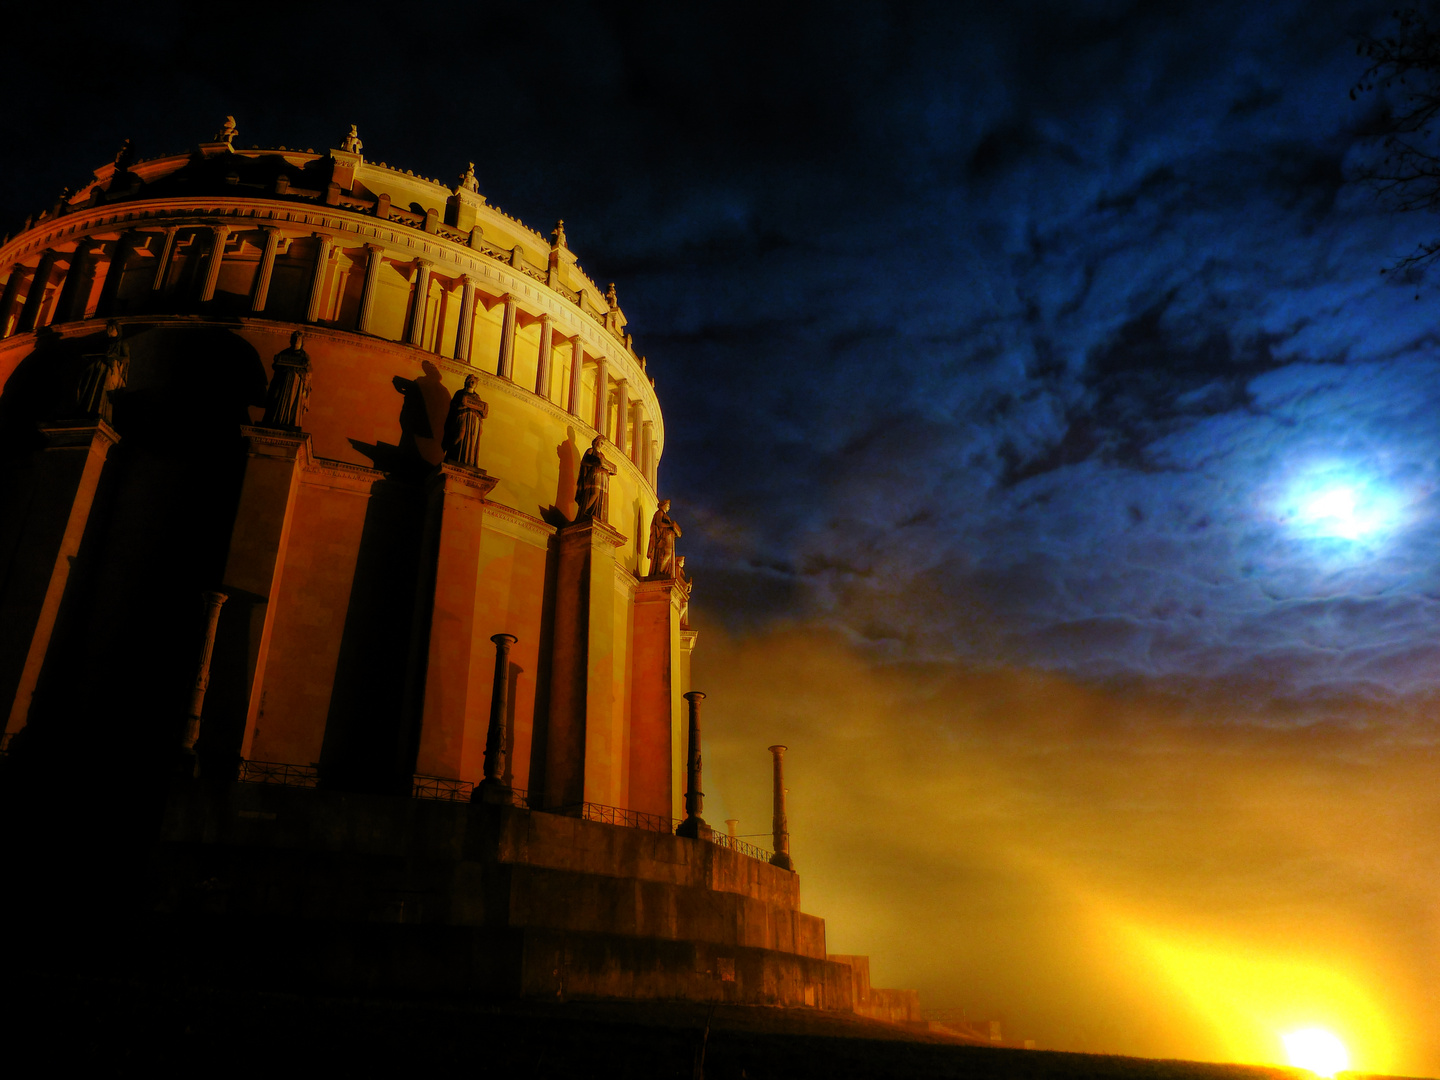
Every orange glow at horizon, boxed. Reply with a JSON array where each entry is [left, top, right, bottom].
[[695, 623, 1437, 1076]]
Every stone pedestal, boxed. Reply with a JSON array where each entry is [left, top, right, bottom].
[[0, 419, 118, 737], [407, 463, 499, 781], [628, 578, 684, 820], [544, 517, 625, 810], [207, 427, 308, 768]]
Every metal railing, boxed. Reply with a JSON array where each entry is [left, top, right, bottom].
[[236, 760, 320, 787], [713, 834, 774, 862], [412, 774, 472, 802]]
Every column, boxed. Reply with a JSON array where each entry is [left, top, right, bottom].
[[630, 576, 684, 820], [534, 313, 553, 398], [497, 293, 517, 378], [95, 232, 137, 316], [203, 428, 309, 770], [53, 241, 92, 323], [179, 591, 228, 777], [151, 226, 179, 291], [475, 632, 518, 803], [544, 517, 626, 810], [676, 691, 710, 838], [614, 379, 629, 456], [199, 224, 231, 303], [407, 258, 432, 346], [251, 227, 281, 312], [650, 438, 659, 488], [0, 262, 26, 336], [306, 233, 334, 323], [1, 420, 120, 738], [405, 463, 499, 782], [641, 419, 655, 484], [567, 339, 585, 418], [454, 274, 476, 362], [16, 250, 56, 333], [593, 355, 609, 437], [769, 744, 794, 871]]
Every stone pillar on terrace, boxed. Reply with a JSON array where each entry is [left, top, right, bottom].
[[151, 227, 179, 291], [544, 516, 626, 810], [497, 294, 518, 379], [0, 420, 120, 740], [454, 274, 476, 362], [251, 227, 282, 312], [305, 233, 333, 323], [403, 462, 500, 786], [629, 572, 687, 820], [593, 355, 609, 437], [475, 632, 518, 804], [535, 313, 553, 399], [356, 242, 383, 332], [407, 259, 433, 346], [567, 339, 585, 418], [179, 590, 228, 777], [614, 379, 629, 456], [676, 691, 710, 838], [16, 250, 57, 333], [199, 224, 231, 303], [0, 262, 26, 335], [769, 744, 794, 871]]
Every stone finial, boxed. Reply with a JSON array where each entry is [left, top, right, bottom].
[[551, 219, 567, 250], [458, 161, 479, 193], [215, 115, 237, 147], [606, 282, 619, 310], [114, 138, 134, 171], [341, 124, 363, 154]]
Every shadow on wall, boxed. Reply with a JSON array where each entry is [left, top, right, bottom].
[[543, 426, 582, 528], [318, 476, 427, 794], [349, 361, 450, 475], [12, 324, 264, 785]]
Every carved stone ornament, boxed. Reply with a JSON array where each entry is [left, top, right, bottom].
[[551, 219, 567, 250], [646, 499, 682, 580], [341, 124, 362, 154], [442, 374, 489, 468], [262, 331, 312, 429], [606, 282, 619, 310], [75, 319, 129, 424], [458, 162, 479, 194], [576, 436, 617, 523], [215, 115, 237, 147]]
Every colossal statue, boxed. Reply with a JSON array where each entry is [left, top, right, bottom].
[[442, 374, 489, 468]]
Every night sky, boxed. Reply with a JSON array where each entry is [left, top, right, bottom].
[[5, 1, 1438, 1072]]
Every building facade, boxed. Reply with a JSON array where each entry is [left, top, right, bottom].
[[0, 122, 917, 1018]]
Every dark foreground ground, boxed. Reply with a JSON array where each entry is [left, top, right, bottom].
[[1, 974, 1416, 1080]]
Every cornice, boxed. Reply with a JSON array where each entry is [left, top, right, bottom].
[[481, 501, 557, 546], [0, 197, 661, 437]]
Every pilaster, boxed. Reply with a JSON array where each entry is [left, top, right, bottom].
[[406, 462, 500, 781], [206, 427, 309, 769], [629, 577, 686, 820], [0, 419, 119, 737], [544, 517, 626, 810]]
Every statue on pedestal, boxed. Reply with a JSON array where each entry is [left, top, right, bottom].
[[262, 332, 311, 429], [646, 498, 682, 579], [576, 435, 616, 522], [442, 374, 489, 468], [458, 162, 479, 193], [341, 124, 362, 154], [76, 319, 129, 424]]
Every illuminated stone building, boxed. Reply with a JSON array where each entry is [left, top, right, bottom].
[[0, 121, 916, 1020]]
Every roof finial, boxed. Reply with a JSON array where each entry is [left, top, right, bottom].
[[551, 219, 568, 250], [458, 161, 479, 193], [341, 124, 362, 154], [606, 282, 619, 310], [114, 138, 134, 171], [215, 115, 237, 148]]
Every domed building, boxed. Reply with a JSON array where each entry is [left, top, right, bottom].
[[0, 120, 917, 1021]]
